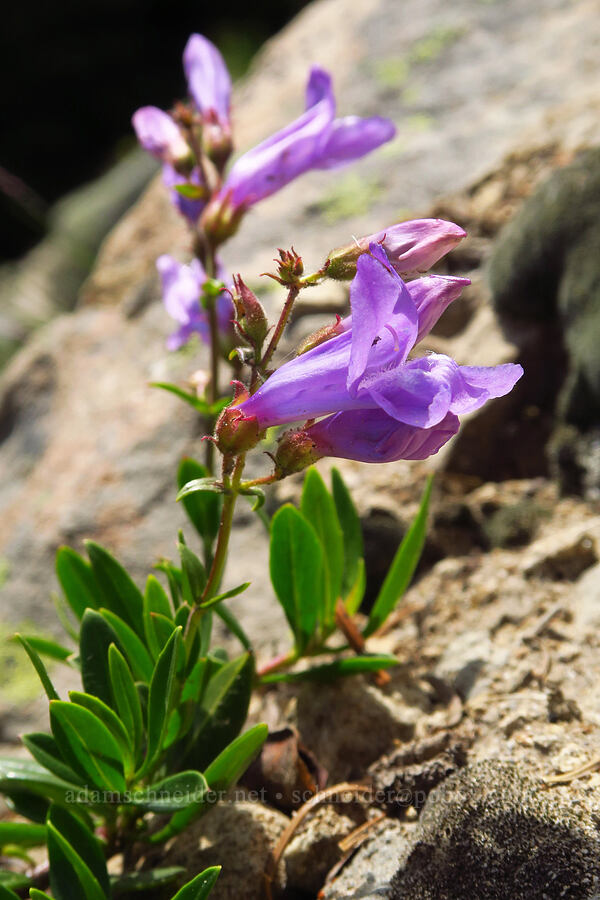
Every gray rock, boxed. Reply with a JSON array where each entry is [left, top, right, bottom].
[[390, 761, 600, 899], [489, 148, 600, 493], [321, 818, 411, 900], [147, 800, 288, 900]]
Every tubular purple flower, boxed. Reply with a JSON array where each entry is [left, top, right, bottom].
[[235, 244, 523, 463], [132, 107, 191, 166], [211, 67, 396, 212], [156, 255, 233, 350], [327, 219, 467, 280], [161, 165, 206, 223], [183, 34, 231, 130], [304, 409, 460, 463]]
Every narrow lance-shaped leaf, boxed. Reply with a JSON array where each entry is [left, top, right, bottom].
[[99, 609, 154, 683], [85, 541, 144, 636], [55, 546, 102, 621], [269, 505, 323, 652], [68, 691, 134, 777], [331, 467, 364, 598], [300, 468, 344, 629], [364, 476, 433, 638], [47, 804, 110, 897], [108, 645, 144, 765], [22, 733, 84, 786], [14, 635, 59, 701], [49, 700, 127, 794], [260, 654, 399, 684], [46, 821, 107, 900], [0, 823, 46, 848], [137, 627, 184, 778], [170, 867, 221, 900]]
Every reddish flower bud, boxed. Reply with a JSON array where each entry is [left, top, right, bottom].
[[215, 406, 263, 455], [232, 275, 269, 350], [200, 192, 245, 246], [274, 427, 324, 476]]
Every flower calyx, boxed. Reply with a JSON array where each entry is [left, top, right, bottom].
[[215, 400, 264, 456], [232, 275, 269, 353]]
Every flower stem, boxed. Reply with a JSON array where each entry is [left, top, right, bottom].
[[260, 284, 299, 371], [204, 250, 220, 473], [185, 453, 246, 647]]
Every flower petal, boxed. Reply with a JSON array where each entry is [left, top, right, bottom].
[[183, 34, 231, 125], [307, 408, 459, 463], [371, 218, 467, 276], [132, 107, 189, 164], [156, 255, 203, 324], [347, 245, 418, 394], [305, 66, 335, 110], [408, 275, 471, 342], [161, 165, 206, 223], [449, 362, 525, 414], [314, 115, 396, 169]]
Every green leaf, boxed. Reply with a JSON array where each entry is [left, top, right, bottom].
[[55, 547, 102, 620], [22, 733, 84, 785], [30, 891, 53, 899], [79, 610, 118, 706], [139, 628, 184, 777], [47, 821, 107, 900], [239, 485, 265, 512], [0, 884, 22, 899], [49, 701, 126, 794], [300, 468, 344, 628], [48, 805, 110, 897], [204, 724, 268, 794], [260, 654, 399, 684], [0, 822, 46, 848], [331, 467, 364, 597], [184, 653, 254, 771], [108, 645, 144, 765], [176, 478, 224, 502], [152, 725, 268, 844], [14, 634, 72, 662], [270, 504, 323, 652], [364, 476, 432, 638], [178, 544, 206, 606], [171, 867, 221, 900], [99, 609, 154, 683], [85, 541, 144, 636], [4, 792, 49, 823], [14, 634, 59, 701], [154, 561, 183, 609], [173, 182, 206, 200], [344, 557, 366, 617], [200, 582, 250, 610], [150, 383, 229, 417], [214, 604, 251, 652], [111, 868, 185, 895], [149, 611, 176, 651], [69, 691, 134, 776], [0, 759, 80, 807], [178, 459, 222, 558], [144, 575, 173, 658], [130, 770, 208, 813]]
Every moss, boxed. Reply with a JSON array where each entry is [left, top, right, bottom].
[[373, 25, 465, 89], [316, 174, 383, 224]]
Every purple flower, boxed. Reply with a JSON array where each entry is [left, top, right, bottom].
[[156, 255, 233, 350], [183, 34, 231, 131], [211, 67, 396, 213], [132, 107, 191, 166], [305, 408, 460, 463], [236, 244, 522, 462], [133, 34, 232, 223], [327, 219, 467, 280]]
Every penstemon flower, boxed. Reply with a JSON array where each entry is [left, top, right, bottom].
[[326, 218, 467, 280], [156, 255, 233, 350], [200, 66, 396, 238], [235, 243, 523, 463]]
